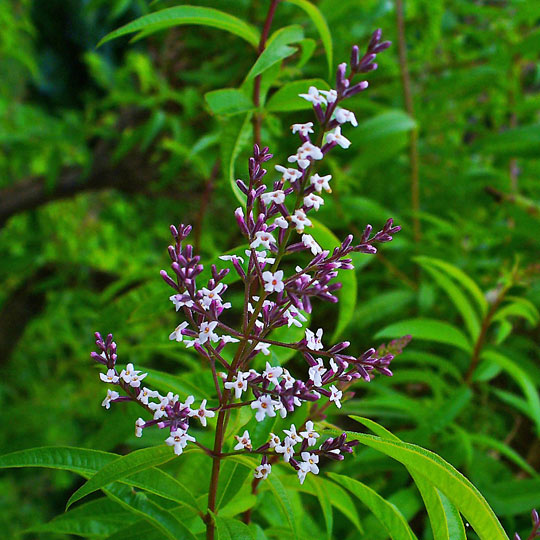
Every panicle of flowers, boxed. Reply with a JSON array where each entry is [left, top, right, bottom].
[[89, 30, 409, 484]]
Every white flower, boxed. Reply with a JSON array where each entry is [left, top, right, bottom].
[[320, 89, 338, 103], [283, 424, 303, 446], [234, 430, 252, 451], [254, 463, 272, 479], [255, 341, 271, 356], [326, 127, 351, 149], [99, 369, 119, 384], [120, 363, 147, 387], [219, 254, 245, 264], [305, 328, 324, 351], [245, 249, 276, 265], [302, 234, 322, 255], [291, 122, 314, 136], [298, 86, 327, 106], [250, 230, 276, 250], [137, 387, 160, 405], [309, 358, 327, 387], [281, 368, 296, 389], [101, 389, 119, 409], [169, 321, 189, 342], [288, 142, 324, 169], [135, 418, 145, 438], [276, 443, 295, 463], [149, 392, 178, 420], [165, 429, 196, 455], [197, 321, 219, 345], [298, 461, 310, 484], [220, 335, 240, 344], [300, 421, 320, 447], [262, 270, 284, 293], [188, 399, 216, 427], [261, 190, 285, 206], [275, 165, 303, 183], [200, 283, 230, 310], [251, 395, 278, 422], [274, 216, 289, 229], [304, 193, 324, 211], [269, 433, 281, 448], [310, 173, 332, 193], [263, 362, 283, 386], [334, 107, 358, 127], [224, 372, 248, 400], [329, 385, 343, 408], [290, 210, 312, 233], [169, 294, 193, 311], [301, 451, 320, 475], [284, 308, 307, 328], [129, 371, 147, 388]]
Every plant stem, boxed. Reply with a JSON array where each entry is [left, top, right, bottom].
[[396, 0, 421, 246], [253, 0, 280, 146]]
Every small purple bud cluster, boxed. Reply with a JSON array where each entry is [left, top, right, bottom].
[[89, 32, 408, 484], [514, 509, 540, 540]]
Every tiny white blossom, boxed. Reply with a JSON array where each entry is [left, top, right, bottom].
[[165, 429, 196, 455], [197, 321, 219, 345], [305, 328, 324, 351], [169, 321, 189, 342], [298, 86, 327, 106], [326, 127, 351, 149], [220, 335, 240, 344], [298, 461, 310, 484], [281, 368, 296, 389], [304, 193, 324, 211], [234, 430, 252, 451], [261, 190, 285, 206], [263, 362, 283, 386], [262, 270, 284, 293], [284, 308, 307, 328], [275, 165, 303, 183], [291, 209, 312, 233], [102, 389, 119, 409], [149, 392, 177, 420], [219, 254, 245, 264], [200, 283, 230, 310], [255, 341, 271, 356], [302, 234, 322, 255], [169, 294, 194, 311], [188, 399, 216, 427], [291, 122, 314, 136], [224, 372, 248, 399], [135, 418, 145, 438], [283, 424, 303, 446], [254, 463, 272, 479], [120, 363, 146, 387], [129, 370, 147, 388], [310, 173, 332, 193], [288, 142, 324, 169], [276, 443, 295, 463], [301, 451, 320, 475], [269, 432, 281, 448], [250, 231, 276, 250], [334, 107, 358, 127], [99, 369, 119, 384], [251, 395, 278, 422], [245, 249, 276, 265], [300, 421, 320, 447], [320, 89, 338, 103], [138, 387, 160, 405], [309, 358, 327, 387], [329, 385, 343, 408], [274, 216, 289, 229]]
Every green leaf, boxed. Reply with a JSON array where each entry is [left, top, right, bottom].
[[246, 25, 304, 81], [345, 433, 509, 540], [375, 318, 472, 353], [477, 124, 540, 158], [214, 515, 255, 540], [67, 445, 177, 509], [481, 349, 540, 435], [415, 258, 481, 341], [327, 473, 417, 540], [0, 446, 200, 511], [220, 112, 253, 204], [266, 79, 330, 112], [306, 476, 333, 539], [266, 474, 298, 539], [285, 0, 333, 78], [310, 218, 357, 341], [205, 88, 254, 116], [216, 459, 252, 510], [414, 256, 488, 316], [351, 110, 416, 142], [98, 6, 260, 48]]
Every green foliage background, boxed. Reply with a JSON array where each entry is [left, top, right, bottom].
[[0, 0, 539, 538]]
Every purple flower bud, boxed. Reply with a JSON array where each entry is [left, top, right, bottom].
[[236, 179, 249, 194], [160, 270, 178, 291], [369, 29, 382, 50], [344, 81, 369, 97], [350, 45, 360, 69], [372, 40, 391, 53]]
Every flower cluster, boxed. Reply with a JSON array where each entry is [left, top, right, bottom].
[[90, 30, 408, 484]]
